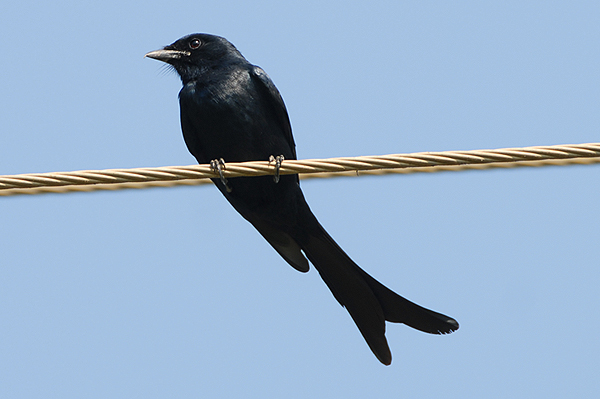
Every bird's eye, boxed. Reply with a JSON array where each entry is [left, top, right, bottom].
[[189, 38, 202, 49]]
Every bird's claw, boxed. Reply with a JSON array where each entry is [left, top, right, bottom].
[[210, 158, 232, 193], [269, 155, 285, 183]]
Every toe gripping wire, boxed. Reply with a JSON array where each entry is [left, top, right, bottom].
[[269, 155, 284, 183], [210, 158, 232, 193]]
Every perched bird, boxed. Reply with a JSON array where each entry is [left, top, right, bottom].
[[146, 33, 458, 365]]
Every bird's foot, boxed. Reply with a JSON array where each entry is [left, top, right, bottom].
[[210, 158, 232, 193], [269, 155, 285, 183]]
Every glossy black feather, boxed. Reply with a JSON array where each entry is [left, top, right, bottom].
[[146, 33, 458, 365]]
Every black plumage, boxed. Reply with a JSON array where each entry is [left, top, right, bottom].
[[146, 33, 458, 365]]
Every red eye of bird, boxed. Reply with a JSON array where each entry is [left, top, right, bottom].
[[189, 38, 201, 49]]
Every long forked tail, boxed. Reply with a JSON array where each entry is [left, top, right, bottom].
[[301, 224, 459, 365]]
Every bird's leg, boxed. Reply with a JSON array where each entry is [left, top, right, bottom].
[[269, 155, 285, 183], [210, 158, 232, 193]]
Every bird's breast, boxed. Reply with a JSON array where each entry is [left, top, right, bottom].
[[179, 76, 275, 163]]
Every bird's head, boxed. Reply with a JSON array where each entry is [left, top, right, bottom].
[[145, 33, 245, 82]]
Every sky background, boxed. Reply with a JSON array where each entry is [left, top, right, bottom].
[[1, 1, 599, 398]]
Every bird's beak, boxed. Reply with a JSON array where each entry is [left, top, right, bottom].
[[145, 49, 190, 62]]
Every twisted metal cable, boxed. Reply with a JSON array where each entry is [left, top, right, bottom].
[[1, 142, 599, 196]]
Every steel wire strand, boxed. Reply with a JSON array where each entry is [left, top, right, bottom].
[[1, 142, 599, 196]]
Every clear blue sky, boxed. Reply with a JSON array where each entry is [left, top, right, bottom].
[[1, 1, 599, 398]]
